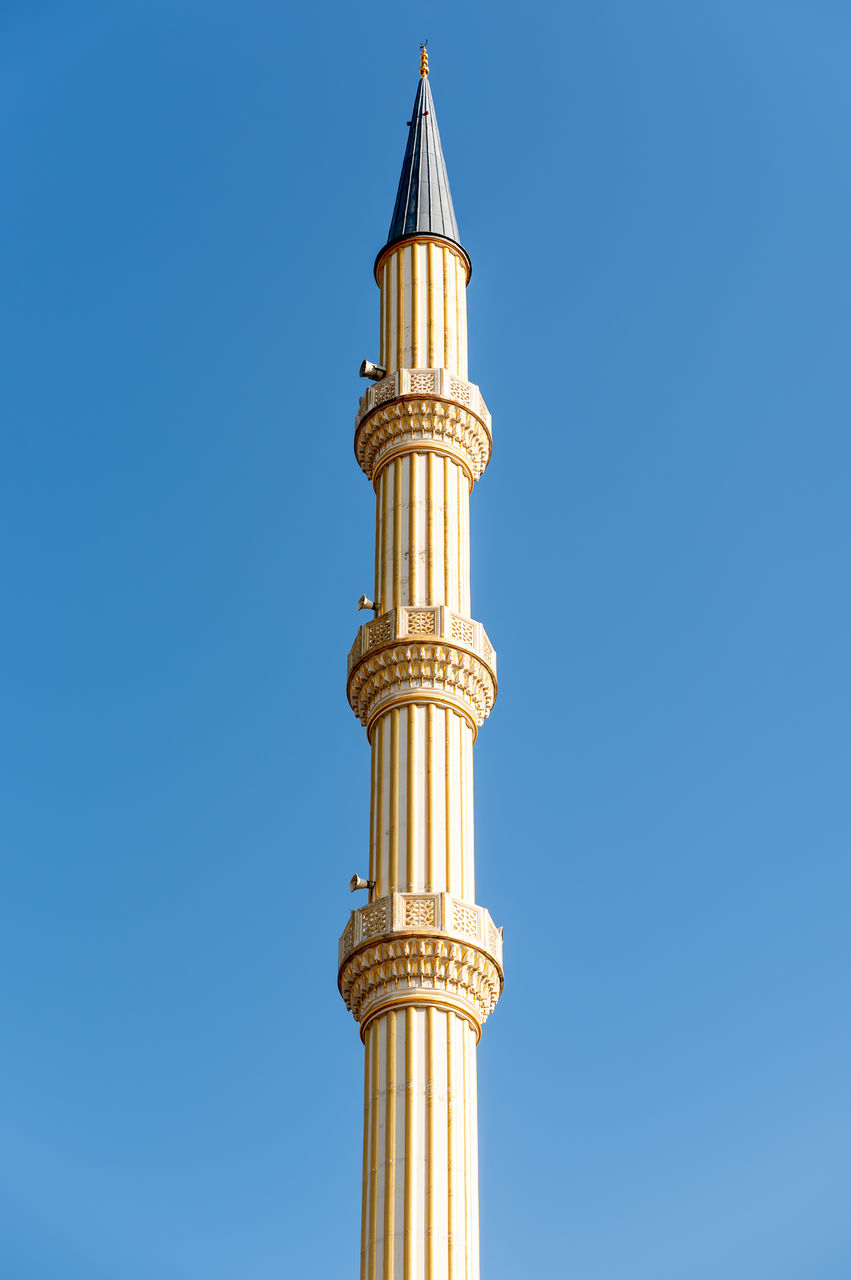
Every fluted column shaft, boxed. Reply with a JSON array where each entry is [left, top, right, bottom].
[[379, 241, 469, 378], [374, 452, 471, 616], [362, 1008, 479, 1280], [369, 238, 475, 906], [368, 704, 475, 901], [343, 234, 497, 1280]]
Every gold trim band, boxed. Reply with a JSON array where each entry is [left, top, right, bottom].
[[359, 994, 482, 1044], [374, 234, 472, 285]]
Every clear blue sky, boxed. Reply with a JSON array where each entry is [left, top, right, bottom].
[[3, 2, 850, 1276]]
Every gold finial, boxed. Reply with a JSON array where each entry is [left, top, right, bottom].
[[420, 42, 429, 77]]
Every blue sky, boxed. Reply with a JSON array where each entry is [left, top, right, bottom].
[[2, 2, 850, 1276]]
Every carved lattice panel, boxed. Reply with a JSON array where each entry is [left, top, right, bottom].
[[404, 897, 436, 928], [406, 610, 436, 635], [374, 378, 397, 405], [360, 901, 388, 939], [369, 616, 393, 647], [450, 378, 472, 406], [451, 615, 475, 647], [453, 903, 479, 938]]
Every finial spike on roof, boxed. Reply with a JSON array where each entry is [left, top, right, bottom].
[[378, 59, 468, 272]]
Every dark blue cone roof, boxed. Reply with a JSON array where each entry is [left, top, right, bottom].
[[381, 74, 464, 260]]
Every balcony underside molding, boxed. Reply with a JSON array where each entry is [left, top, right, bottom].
[[347, 607, 497, 735], [354, 369, 492, 486], [338, 891, 504, 1041]]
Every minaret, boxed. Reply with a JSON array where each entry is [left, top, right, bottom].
[[339, 48, 502, 1280]]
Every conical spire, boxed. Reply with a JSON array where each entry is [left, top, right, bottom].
[[381, 55, 464, 261]]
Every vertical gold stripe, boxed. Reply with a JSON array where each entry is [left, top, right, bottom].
[[451, 254, 457, 377], [389, 710, 399, 892], [404, 1008, 414, 1279], [368, 720, 377, 889], [450, 460, 458, 611], [376, 470, 384, 612], [460, 463, 469, 614], [405, 244, 413, 367], [454, 255, 461, 380], [464, 464, 469, 613], [369, 1022, 381, 1280], [466, 470, 472, 611], [456, 257, 464, 380], [452, 462, 458, 615], [406, 706, 416, 891], [424, 243, 430, 367], [458, 709, 465, 902], [443, 246, 451, 369], [384, 263, 388, 371], [427, 244, 435, 367], [384, 1012, 396, 1280], [361, 1025, 370, 1280], [465, 1024, 470, 1280], [456, 463, 462, 616], [426, 1007, 435, 1279], [463, 470, 469, 614], [463, 465, 469, 613], [373, 715, 384, 890], [377, 469, 385, 612], [461, 255, 467, 378], [386, 465, 393, 611], [463, 262, 469, 379], [459, 248, 465, 372], [388, 257, 393, 374], [449, 460, 455, 614], [426, 703, 435, 891], [396, 249, 404, 373], [470, 1026, 480, 1279], [465, 268, 469, 377], [374, 472, 381, 612], [391, 247, 398, 372], [384, 260, 391, 372], [393, 457, 403, 610], [384, 464, 393, 611], [443, 457, 451, 606], [379, 266, 386, 371], [449, 249, 457, 375], [446, 1013, 455, 1280], [411, 245, 420, 367], [408, 455, 417, 605], [444, 713, 453, 894], [458, 448, 465, 616], [426, 452, 435, 602], [465, 726, 474, 903], [391, 254, 396, 371]]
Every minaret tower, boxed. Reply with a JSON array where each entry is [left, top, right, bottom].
[[339, 49, 502, 1280]]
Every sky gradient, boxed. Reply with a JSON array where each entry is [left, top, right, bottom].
[[3, 2, 850, 1277]]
